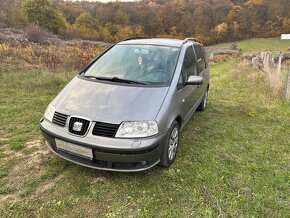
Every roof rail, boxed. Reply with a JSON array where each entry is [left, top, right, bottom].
[[182, 38, 202, 44], [122, 36, 150, 41]]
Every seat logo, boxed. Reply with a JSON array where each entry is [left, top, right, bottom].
[[73, 122, 83, 132]]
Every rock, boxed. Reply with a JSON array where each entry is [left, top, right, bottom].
[[206, 47, 240, 56], [0, 28, 28, 44], [0, 32, 6, 43], [0, 28, 111, 48], [243, 52, 290, 64], [251, 56, 263, 69], [206, 47, 241, 63], [243, 51, 290, 71]]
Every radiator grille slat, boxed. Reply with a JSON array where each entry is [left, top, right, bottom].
[[92, 121, 119, 138], [52, 112, 68, 127]]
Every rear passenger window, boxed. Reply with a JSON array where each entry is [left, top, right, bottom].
[[182, 47, 197, 78], [177, 47, 197, 90], [194, 45, 206, 74]]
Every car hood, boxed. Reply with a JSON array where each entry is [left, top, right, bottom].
[[52, 76, 169, 124]]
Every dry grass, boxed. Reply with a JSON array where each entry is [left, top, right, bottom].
[[0, 43, 105, 71], [209, 54, 238, 63], [234, 61, 287, 98]]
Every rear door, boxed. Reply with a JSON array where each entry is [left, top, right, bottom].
[[176, 46, 199, 120], [193, 44, 209, 99]]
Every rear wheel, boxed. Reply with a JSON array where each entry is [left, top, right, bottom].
[[159, 121, 179, 167], [197, 89, 208, 111]]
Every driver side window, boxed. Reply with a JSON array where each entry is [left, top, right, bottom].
[[177, 47, 197, 90]]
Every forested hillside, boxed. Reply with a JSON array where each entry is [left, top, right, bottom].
[[0, 0, 289, 44]]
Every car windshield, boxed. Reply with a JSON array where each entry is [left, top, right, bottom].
[[84, 44, 180, 85]]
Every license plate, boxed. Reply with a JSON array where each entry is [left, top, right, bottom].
[[55, 139, 93, 160]]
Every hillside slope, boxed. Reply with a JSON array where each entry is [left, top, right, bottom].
[[0, 43, 289, 216]]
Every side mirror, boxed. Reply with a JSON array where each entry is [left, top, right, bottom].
[[186, 75, 203, 85]]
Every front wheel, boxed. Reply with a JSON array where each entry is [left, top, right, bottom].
[[197, 89, 208, 111], [159, 121, 180, 167]]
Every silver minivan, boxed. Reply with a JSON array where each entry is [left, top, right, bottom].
[[40, 38, 210, 172]]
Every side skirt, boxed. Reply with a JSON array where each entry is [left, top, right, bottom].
[[181, 94, 204, 129]]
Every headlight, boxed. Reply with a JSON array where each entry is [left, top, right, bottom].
[[44, 104, 56, 122], [115, 121, 158, 138]]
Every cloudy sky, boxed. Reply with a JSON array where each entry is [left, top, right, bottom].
[[99, 0, 137, 1], [73, 0, 139, 2], [99, 0, 138, 1]]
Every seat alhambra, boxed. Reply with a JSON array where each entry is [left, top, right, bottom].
[[40, 37, 210, 172]]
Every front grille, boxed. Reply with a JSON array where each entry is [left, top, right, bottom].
[[92, 121, 119, 138], [69, 117, 90, 136], [52, 112, 68, 127]]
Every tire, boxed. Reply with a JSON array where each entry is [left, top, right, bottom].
[[159, 121, 180, 167], [197, 89, 208, 111]]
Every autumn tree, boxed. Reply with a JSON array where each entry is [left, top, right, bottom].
[[0, 0, 27, 28], [76, 12, 99, 30], [56, 1, 85, 24], [214, 22, 229, 40], [23, 0, 65, 33], [282, 18, 290, 33]]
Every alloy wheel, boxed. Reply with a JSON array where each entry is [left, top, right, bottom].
[[168, 127, 179, 161]]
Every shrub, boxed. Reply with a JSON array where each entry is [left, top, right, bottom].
[[0, 32, 6, 43], [24, 25, 50, 43], [58, 28, 78, 40], [229, 43, 240, 51]]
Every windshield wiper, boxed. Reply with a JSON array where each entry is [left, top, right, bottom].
[[83, 75, 150, 85], [110, 77, 150, 85]]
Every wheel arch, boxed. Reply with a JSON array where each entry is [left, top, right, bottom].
[[175, 116, 183, 129]]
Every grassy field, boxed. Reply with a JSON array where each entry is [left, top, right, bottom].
[[0, 39, 290, 217], [211, 37, 290, 52]]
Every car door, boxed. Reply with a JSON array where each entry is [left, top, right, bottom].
[[193, 44, 209, 98], [176, 46, 199, 121]]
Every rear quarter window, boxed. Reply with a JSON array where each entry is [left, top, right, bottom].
[[194, 45, 206, 74]]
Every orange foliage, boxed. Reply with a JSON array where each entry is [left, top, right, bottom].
[[0, 43, 105, 71]]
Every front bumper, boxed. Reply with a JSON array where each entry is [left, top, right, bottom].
[[40, 119, 168, 172]]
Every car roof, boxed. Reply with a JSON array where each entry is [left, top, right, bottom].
[[117, 38, 202, 48]]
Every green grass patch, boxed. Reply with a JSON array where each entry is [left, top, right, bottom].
[[210, 37, 290, 52], [0, 57, 289, 217], [10, 136, 28, 151], [0, 70, 75, 152], [0, 160, 14, 179], [0, 185, 14, 195]]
